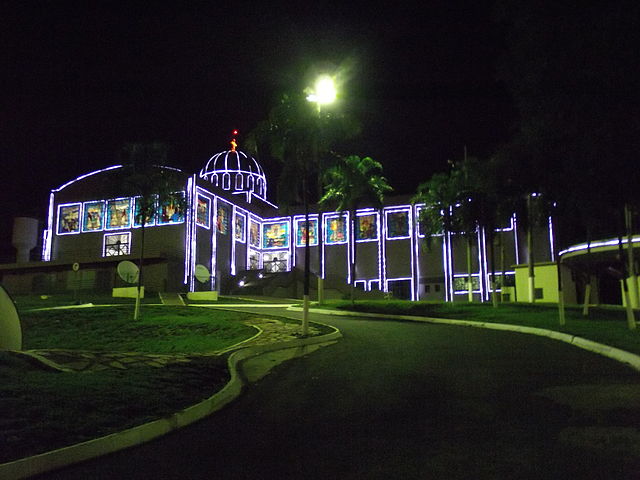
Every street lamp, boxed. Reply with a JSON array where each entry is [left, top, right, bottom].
[[299, 75, 337, 334], [306, 75, 337, 107]]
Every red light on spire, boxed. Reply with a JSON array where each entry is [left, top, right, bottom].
[[230, 129, 239, 152]]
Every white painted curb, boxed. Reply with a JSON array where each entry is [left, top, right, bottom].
[[289, 306, 640, 372], [0, 326, 342, 480]]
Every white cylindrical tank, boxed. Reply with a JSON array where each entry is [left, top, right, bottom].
[[12, 217, 39, 263]]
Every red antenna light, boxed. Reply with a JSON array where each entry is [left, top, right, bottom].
[[230, 129, 238, 152]]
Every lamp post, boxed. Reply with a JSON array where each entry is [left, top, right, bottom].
[[306, 76, 337, 317]]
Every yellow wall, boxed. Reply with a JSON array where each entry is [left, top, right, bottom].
[[514, 263, 558, 303], [112, 286, 144, 298]]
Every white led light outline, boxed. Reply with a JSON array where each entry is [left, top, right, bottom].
[[102, 231, 131, 258], [214, 197, 233, 235], [53, 165, 123, 192], [262, 249, 290, 272], [81, 200, 106, 233], [234, 210, 247, 244], [385, 277, 413, 297], [157, 191, 186, 226], [231, 204, 237, 276], [559, 236, 640, 257], [548, 216, 555, 262], [354, 211, 379, 243], [408, 206, 416, 300], [56, 202, 82, 235], [261, 218, 291, 251], [131, 196, 157, 229], [413, 204, 422, 300], [190, 176, 197, 291], [513, 213, 520, 265], [324, 212, 349, 245], [354, 280, 367, 291], [183, 178, 194, 286], [43, 192, 55, 260], [248, 215, 262, 251], [378, 209, 385, 292], [453, 272, 482, 294], [477, 227, 485, 301], [482, 226, 490, 301], [211, 197, 218, 290], [293, 215, 319, 248], [103, 198, 133, 231], [195, 194, 211, 229], [384, 207, 411, 240]]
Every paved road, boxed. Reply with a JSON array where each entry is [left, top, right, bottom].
[[38, 307, 640, 479]]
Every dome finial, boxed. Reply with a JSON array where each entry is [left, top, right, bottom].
[[230, 129, 239, 152]]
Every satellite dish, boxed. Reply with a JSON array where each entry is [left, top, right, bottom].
[[0, 285, 21, 350], [117, 260, 139, 284], [195, 264, 211, 284]]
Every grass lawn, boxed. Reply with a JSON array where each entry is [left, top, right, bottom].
[[21, 305, 257, 353], [0, 352, 229, 464], [325, 300, 640, 355], [1, 304, 259, 464]]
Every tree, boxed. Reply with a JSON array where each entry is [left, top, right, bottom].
[[120, 142, 185, 320], [320, 155, 392, 304], [412, 169, 464, 302]]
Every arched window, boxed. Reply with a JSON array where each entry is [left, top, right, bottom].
[[247, 175, 255, 193], [211, 173, 218, 187], [235, 173, 244, 190], [222, 173, 231, 190]]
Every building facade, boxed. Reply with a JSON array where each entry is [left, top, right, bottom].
[[1, 142, 560, 301]]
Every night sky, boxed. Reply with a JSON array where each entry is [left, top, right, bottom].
[[1, 1, 514, 253]]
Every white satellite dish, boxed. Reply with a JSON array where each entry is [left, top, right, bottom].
[[0, 285, 21, 350], [195, 264, 211, 284], [117, 260, 139, 284]]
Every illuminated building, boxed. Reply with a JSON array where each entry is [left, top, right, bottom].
[[1, 139, 561, 302]]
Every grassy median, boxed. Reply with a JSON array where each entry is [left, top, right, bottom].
[[327, 300, 640, 355], [1, 304, 257, 463]]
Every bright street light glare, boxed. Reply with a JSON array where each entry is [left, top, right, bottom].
[[306, 76, 336, 105]]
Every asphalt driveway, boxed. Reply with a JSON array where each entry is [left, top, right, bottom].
[[37, 307, 640, 479]]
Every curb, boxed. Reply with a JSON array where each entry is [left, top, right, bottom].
[[0, 325, 342, 480], [289, 306, 640, 372]]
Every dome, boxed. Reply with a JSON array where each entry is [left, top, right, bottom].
[[199, 142, 268, 203]]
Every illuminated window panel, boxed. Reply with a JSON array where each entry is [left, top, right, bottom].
[[295, 217, 319, 247], [324, 214, 348, 245], [105, 198, 132, 230], [263, 221, 289, 249], [82, 201, 105, 232], [215, 200, 231, 234], [248, 249, 261, 270], [453, 274, 481, 293], [57, 203, 82, 235], [355, 213, 378, 242], [385, 209, 410, 240], [235, 212, 246, 243], [263, 251, 289, 272], [195, 194, 211, 229], [132, 196, 157, 228], [157, 193, 185, 225], [249, 219, 261, 248], [103, 232, 131, 257]]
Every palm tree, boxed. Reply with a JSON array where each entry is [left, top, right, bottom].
[[412, 167, 465, 302], [120, 142, 185, 320], [321, 155, 392, 304]]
